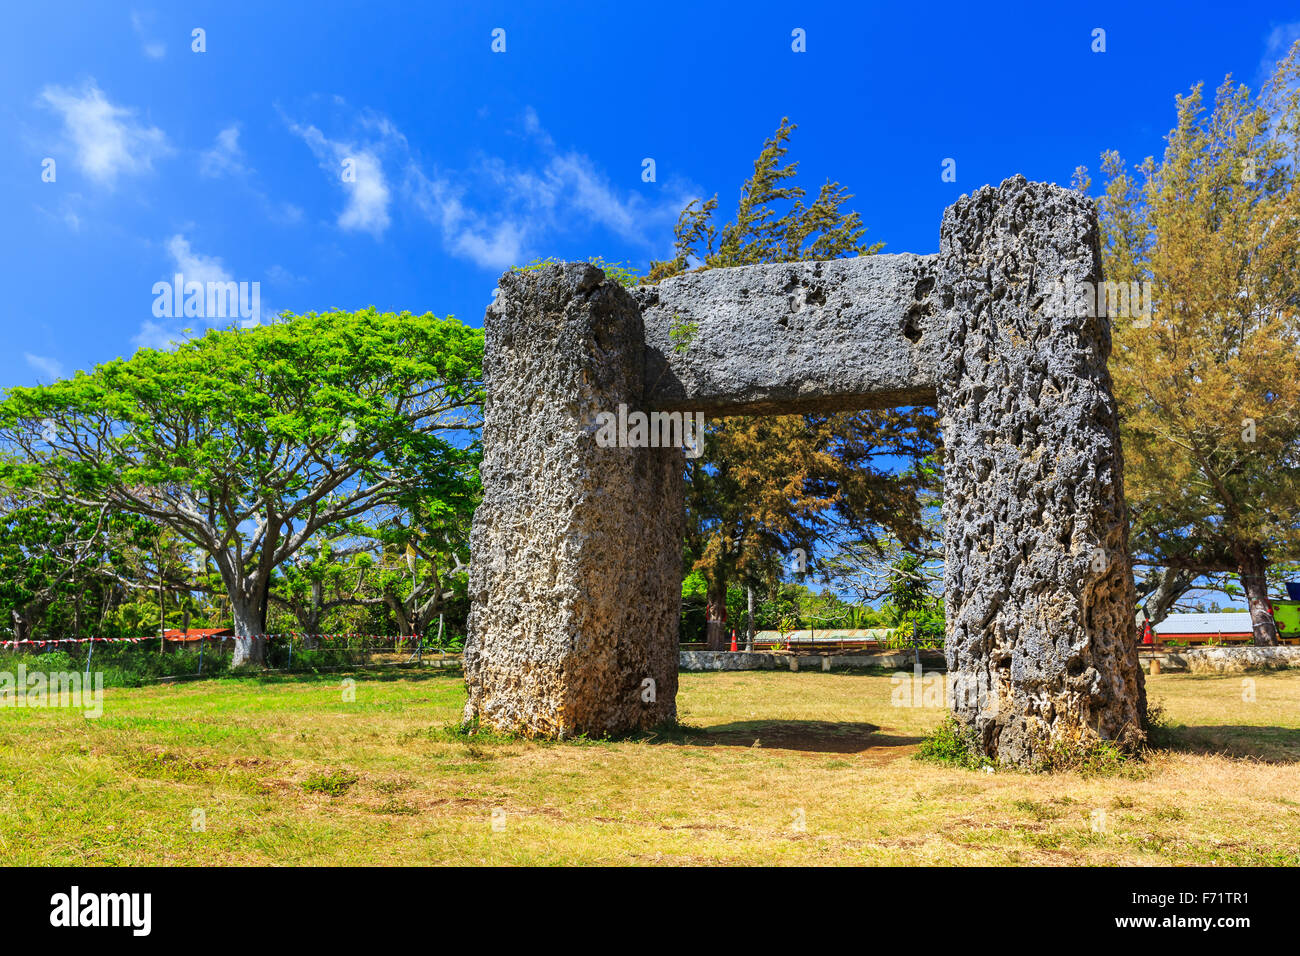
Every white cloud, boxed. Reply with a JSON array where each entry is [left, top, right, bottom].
[[408, 108, 695, 270], [200, 125, 248, 178], [288, 121, 391, 237], [165, 234, 234, 289], [521, 106, 554, 149], [24, 353, 64, 381], [1262, 23, 1300, 79], [38, 80, 171, 186], [132, 234, 236, 349], [283, 104, 695, 268], [132, 320, 182, 351], [130, 11, 166, 59], [1265, 22, 1300, 57], [266, 264, 304, 284], [407, 167, 527, 270]]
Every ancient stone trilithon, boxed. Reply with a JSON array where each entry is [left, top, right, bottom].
[[462, 175, 1146, 767]]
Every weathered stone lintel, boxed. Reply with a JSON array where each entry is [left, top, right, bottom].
[[636, 253, 941, 416]]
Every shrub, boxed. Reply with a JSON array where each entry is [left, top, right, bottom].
[[915, 716, 994, 771], [301, 769, 358, 796]]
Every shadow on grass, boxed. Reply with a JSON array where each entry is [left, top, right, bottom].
[[608, 719, 923, 754], [444, 715, 925, 754], [698, 720, 922, 753], [1154, 724, 1300, 764]]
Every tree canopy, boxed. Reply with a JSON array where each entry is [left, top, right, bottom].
[[1079, 42, 1300, 641], [0, 308, 483, 664]]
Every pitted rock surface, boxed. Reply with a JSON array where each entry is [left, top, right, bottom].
[[462, 263, 683, 737], [935, 175, 1145, 767], [636, 254, 940, 416], [463, 177, 1145, 764]]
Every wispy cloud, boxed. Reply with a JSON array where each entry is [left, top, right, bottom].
[[282, 102, 695, 269], [200, 125, 248, 178], [409, 109, 696, 270], [130, 11, 166, 59], [287, 120, 392, 237], [406, 167, 527, 270], [1261, 22, 1300, 80], [38, 80, 171, 186], [24, 353, 64, 382]]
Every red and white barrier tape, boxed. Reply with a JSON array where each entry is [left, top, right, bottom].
[[2, 637, 149, 646], [2, 633, 422, 648]]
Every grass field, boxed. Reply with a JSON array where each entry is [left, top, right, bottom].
[[1, 667, 1297, 865]]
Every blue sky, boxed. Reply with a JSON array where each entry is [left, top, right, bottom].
[[2, 1, 1298, 388]]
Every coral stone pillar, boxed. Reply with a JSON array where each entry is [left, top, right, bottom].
[[935, 176, 1146, 767], [463, 263, 683, 737]]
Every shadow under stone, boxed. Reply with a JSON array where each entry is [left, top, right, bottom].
[[689, 720, 922, 754]]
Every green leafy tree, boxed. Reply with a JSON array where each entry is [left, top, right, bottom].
[[884, 553, 943, 648], [1079, 43, 1300, 643], [0, 475, 154, 642], [271, 537, 371, 638], [0, 309, 482, 665], [354, 475, 477, 640]]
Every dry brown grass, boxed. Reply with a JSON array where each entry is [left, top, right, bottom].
[[0, 667, 1295, 865]]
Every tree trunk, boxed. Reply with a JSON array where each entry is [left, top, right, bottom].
[[10, 610, 29, 646], [705, 579, 728, 651], [301, 580, 323, 648], [1235, 542, 1279, 646], [1140, 567, 1198, 627], [385, 594, 414, 637], [745, 585, 755, 652], [230, 598, 266, 668]]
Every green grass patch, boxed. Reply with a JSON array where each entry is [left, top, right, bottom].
[[300, 769, 359, 796]]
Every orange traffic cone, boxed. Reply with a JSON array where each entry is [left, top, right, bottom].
[[730, 629, 738, 652]]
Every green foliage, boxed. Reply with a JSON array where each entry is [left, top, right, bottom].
[[884, 554, 944, 648], [0, 476, 162, 642], [1030, 736, 1137, 777], [648, 117, 884, 280], [668, 313, 699, 354], [1083, 44, 1300, 634], [0, 644, 234, 686], [0, 308, 484, 657], [517, 256, 640, 288], [300, 769, 359, 796], [915, 716, 993, 771], [916, 716, 1143, 776]]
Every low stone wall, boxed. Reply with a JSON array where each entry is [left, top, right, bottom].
[[1174, 646, 1300, 675], [679, 650, 943, 672], [679, 651, 781, 671]]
